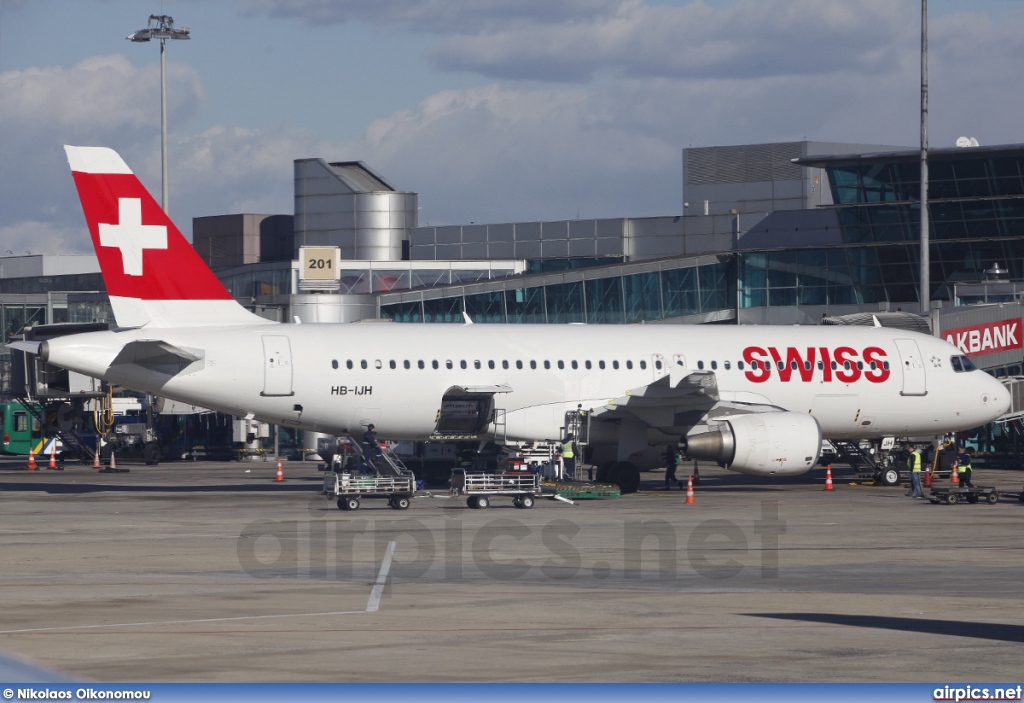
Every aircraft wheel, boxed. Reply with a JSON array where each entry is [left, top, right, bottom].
[[881, 468, 900, 486], [143, 443, 160, 465], [946, 493, 958, 505], [986, 492, 999, 505], [613, 462, 640, 494]]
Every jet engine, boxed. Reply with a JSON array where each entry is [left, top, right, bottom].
[[682, 412, 821, 476]]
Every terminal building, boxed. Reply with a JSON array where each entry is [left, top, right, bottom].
[[3, 140, 1024, 460]]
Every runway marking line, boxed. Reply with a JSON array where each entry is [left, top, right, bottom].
[[366, 540, 396, 613], [0, 609, 365, 635]]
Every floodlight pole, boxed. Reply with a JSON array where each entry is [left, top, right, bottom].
[[127, 15, 190, 215], [920, 0, 930, 314]]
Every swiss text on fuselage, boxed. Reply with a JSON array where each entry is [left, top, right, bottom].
[[741, 346, 891, 384]]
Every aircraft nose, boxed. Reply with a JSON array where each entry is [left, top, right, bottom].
[[989, 376, 1012, 417]]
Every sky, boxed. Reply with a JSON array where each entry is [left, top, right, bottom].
[[1, 0, 1024, 256]]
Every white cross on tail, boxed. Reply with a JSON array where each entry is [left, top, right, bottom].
[[98, 198, 167, 276]]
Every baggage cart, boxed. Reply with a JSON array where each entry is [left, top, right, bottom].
[[322, 471, 415, 511], [928, 486, 999, 505], [451, 469, 542, 509]]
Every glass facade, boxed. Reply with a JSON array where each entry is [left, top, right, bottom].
[[381, 260, 735, 324], [816, 149, 1024, 303]]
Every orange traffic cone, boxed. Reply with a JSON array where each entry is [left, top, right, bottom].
[[27, 447, 37, 471], [109, 450, 117, 470], [950, 464, 959, 485], [692, 460, 700, 485], [48, 447, 57, 470], [275, 457, 285, 482], [93, 449, 101, 469], [684, 475, 695, 504], [923, 468, 933, 488], [824, 464, 834, 491]]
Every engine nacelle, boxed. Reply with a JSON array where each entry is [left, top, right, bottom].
[[683, 412, 822, 476]]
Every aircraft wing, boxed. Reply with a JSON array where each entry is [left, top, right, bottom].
[[599, 370, 720, 430], [597, 370, 786, 434]]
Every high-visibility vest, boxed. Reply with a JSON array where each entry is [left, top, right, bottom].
[[958, 456, 971, 472], [908, 451, 922, 472], [561, 441, 574, 459]]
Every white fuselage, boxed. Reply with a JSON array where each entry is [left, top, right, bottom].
[[43, 322, 1010, 446]]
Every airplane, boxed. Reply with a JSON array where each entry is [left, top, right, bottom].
[[12, 146, 1013, 492]]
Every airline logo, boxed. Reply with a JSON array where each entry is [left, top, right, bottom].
[[98, 198, 168, 276], [742, 346, 890, 384], [943, 319, 1022, 358]]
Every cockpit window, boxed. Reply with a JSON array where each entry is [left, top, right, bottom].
[[951, 355, 977, 372]]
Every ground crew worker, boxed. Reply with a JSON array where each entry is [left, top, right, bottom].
[[957, 448, 974, 488], [561, 433, 577, 480], [664, 445, 681, 490], [906, 445, 924, 498]]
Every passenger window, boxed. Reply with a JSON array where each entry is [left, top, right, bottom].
[[585, 361, 592, 370], [883, 361, 890, 370], [346, 360, 353, 370], [544, 361, 551, 369], [361, 360, 368, 369], [489, 360, 495, 370], [445, 360, 453, 369], [640, 360, 647, 370], [613, 360, 619, 369], [724, 361, 731, 370], [655, 359, 663, 370], [474, 360, 481, 369], [530, 360, 537, 369], [516, 360, 523, 370], [432, 360, 439, 370], [790, 361, 797, 370], [571, 361, 579, 370], [751, 360, 759, 370], [698, 361, 704, 370], [557, 360, 565, 370], [843, 361, 851, 370], [404, 360, 411, 369], [502, 360, 509, 369], [389, 360, 396, 370], [777, 361, 785, 370], [374, 360, 382, 369], [870, 361, 877, 370], [418, 360, 425, 369], [460, 360, 467, 369], [831, 361, 838, 370], [817, 361, 824, 370], [711, 361, 718, 370], [332, 360, 338, 369], [626, 360, 633, 370], [804, 361, 811, 371], [856, 361, 863, 370], [738, 361, 745, 370], [599, 360, 605, 370]]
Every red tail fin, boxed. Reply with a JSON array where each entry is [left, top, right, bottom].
[[64, 145, 269, 328]]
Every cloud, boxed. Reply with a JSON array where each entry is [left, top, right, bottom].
[[239, 0, 621, 34], [0, 54, 203, 239], [0, 221, 93, 257]]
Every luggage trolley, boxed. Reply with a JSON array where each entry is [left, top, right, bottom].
[[451, 469, 542, 509], [323, 471, 415, 511], [928, 485, 1000, 505]]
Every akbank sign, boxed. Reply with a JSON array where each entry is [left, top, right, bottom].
[[943, 318, 1022, 357]]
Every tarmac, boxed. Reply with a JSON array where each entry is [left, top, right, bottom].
[[0, 457, 1022, 683]]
